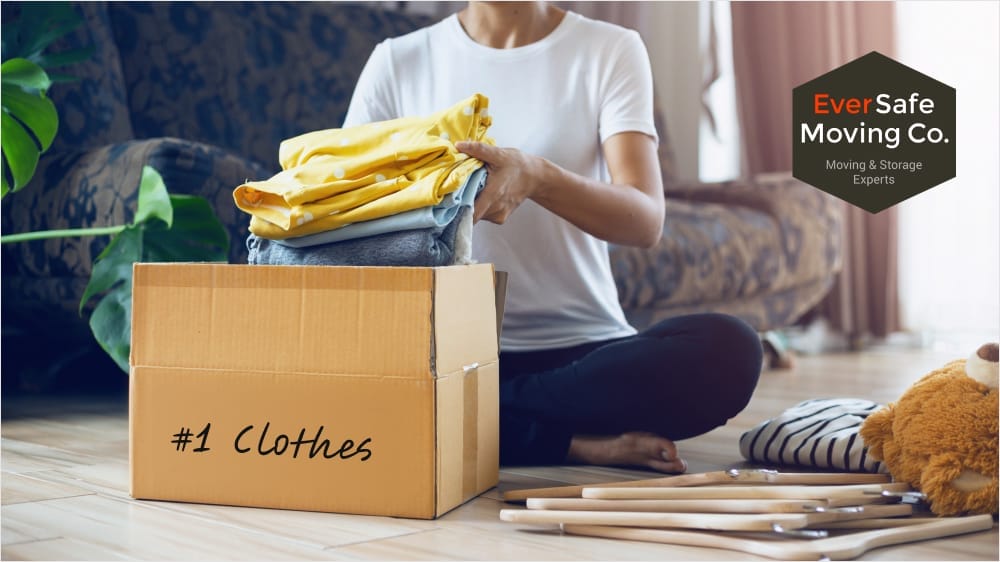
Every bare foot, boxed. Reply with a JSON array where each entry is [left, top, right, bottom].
[[566, 431, 687, 473]]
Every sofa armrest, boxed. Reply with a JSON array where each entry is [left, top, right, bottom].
[[610, 173, 844, 330], [1, 138, 271, 322], [664, 173, 844, 284], [665, 179, 778, 216]]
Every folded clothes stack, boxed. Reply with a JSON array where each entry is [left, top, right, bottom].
[[233, 94, 492, 267]]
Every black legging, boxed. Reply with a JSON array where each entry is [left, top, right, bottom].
[[499, 313, 764, 465]]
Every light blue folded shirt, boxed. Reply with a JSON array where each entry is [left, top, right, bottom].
[[248, 207, 471, 268], [274, 165, 487, 248]]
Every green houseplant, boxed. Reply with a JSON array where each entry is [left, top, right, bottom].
[[1, 2, 89, 196], [1, 3, 229, 375]]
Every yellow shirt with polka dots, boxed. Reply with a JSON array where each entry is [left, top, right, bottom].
[[234, 93, 492, 240]]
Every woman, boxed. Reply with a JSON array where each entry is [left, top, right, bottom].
[[344, 2, 762, 473]]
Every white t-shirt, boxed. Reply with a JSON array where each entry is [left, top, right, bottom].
[[343, 11, 658, 351]]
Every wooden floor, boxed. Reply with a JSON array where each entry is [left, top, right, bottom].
[[2, 347, 997, 560]]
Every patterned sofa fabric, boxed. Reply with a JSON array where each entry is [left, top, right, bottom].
[[1, 139, 270, 315], [1, 2, 431, 328], [107, 2, 433, 170], [4, 1, 138, 153], [612, 174, 843, 332], [613, 201, 782, 310]]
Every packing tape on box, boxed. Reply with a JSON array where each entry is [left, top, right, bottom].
[[463, 361, 479, 499]]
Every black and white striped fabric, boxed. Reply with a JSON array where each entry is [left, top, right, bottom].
[[739, 398, 888, 473]]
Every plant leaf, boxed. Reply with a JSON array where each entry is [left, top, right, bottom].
[[82, 170, 229, 373], [1, 83, 58, 150], [80, 225, 142, 314], [1, 22, 22, 60], [0, 57, 52, 91], [143, 195, 229, 262], [18, 3, 84, 60], [134, 166, 173, 227], [88, 278, 133, 372], [33, 45, 94, 69], [45, 72, 81, 84], [0, 112, 40, 191]]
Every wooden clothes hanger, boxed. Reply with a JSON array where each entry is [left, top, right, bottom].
[[499, 503, 913, 532], [581, 482, 912, 501], [525, 496, 892, 514], [502, 469, 891, 502], [560, 515, 995, 560]]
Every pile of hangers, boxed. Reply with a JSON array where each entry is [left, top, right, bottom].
[[499, 469, 992, 560]]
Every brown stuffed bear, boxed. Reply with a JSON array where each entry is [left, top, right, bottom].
[[860, 343, 998, 516]]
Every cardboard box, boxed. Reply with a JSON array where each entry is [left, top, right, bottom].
[[129, 263, 501, 519]]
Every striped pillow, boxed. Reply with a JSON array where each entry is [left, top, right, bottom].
[[739, 398, 888, 473]]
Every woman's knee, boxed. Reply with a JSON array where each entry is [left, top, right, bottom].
[[625, 313, 763, 439], [574, 314, 763, 434], [688, 313, 763, 415]]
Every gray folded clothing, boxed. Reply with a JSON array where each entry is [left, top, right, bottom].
[[247, 206, 469, 267]]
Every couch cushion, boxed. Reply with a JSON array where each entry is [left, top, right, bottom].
[[107, 2, 432, 170]]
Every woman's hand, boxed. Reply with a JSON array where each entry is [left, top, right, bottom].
[[457, 132, 663, 248], [455, 141, 545, 224]]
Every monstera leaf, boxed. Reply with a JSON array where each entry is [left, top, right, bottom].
[[0, 2, 93, 197], [1, 58, 56, 196], [79, 166, 229, 372]]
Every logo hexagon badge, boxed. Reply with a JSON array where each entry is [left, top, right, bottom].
[[792, 51, 955, 213]]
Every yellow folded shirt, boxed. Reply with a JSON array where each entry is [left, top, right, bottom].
[[234, 93, 492, 239], [248, 158, 482, 239]]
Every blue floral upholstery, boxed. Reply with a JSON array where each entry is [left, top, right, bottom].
[[2, 1, 842, 353], [1, 2, 432, 335], [107, 2, 432, 169], [2, 139, 269, 322], [612, 174, 843, 331], [42, 1, 135, 152]]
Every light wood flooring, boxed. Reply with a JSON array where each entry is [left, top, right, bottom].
[[2, 347, 997, 560]]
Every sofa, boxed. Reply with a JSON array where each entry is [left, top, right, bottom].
[[1, 2, 842, 386]]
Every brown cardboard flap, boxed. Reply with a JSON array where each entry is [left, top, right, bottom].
[[131, 264, 435, 378], [435, 360, 499, 515], [493, 271, 508, 347], [432, 264, 499, 377]]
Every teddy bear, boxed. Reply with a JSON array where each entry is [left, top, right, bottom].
[[859, 342, 998, 516]]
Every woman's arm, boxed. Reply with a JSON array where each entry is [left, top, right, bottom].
[[457, 131, 664, 248]]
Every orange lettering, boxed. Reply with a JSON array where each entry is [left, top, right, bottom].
[[814, 94, 874, 115]]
